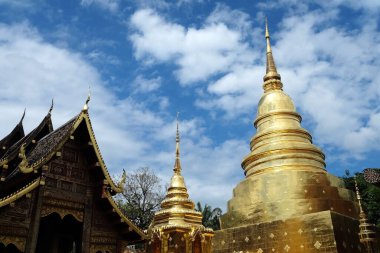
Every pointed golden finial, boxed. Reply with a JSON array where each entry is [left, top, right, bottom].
[[265, 17, 271, 51], [83, 86, 91, 111], [174, 112, 182, 174], [263, 18, 282, 90], [48, 99, 54, 115]]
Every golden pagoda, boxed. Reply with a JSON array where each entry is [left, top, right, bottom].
[[146, 117, 214, 253], [212, 21, 371, 253]]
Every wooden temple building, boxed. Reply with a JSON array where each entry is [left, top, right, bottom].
[[212, 22, 379, 253], [0, 100, 146, 253], [146, 119, 214, 253]]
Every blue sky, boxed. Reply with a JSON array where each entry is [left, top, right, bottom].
[[0, 0, 379, 210]]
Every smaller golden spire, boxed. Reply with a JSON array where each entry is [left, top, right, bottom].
[[354, 178, 364, 214], [83, 86, 91, 111], [263, 18, 282, 91], [174, 112, 182, 174], [355, 177, 377, 253]]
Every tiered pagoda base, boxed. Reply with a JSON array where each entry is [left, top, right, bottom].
[[213, 211, 365, 253]]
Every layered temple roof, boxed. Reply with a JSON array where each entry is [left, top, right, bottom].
[[0, 105, 53, 182], [0, 110, 26, 158], [0, 100, 146, 239]]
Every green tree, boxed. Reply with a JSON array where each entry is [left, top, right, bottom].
[[195, 202, 222, 230], [342, 171, 380, 228], [117, 167, 165, 230]]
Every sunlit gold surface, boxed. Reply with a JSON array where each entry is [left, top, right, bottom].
[[213, 21, 365, 253], [147, 119, 213, 253]]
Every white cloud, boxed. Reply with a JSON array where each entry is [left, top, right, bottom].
[[80, 0, 119, 12], [132, 75, 161, 93], [206, 3, 252, 34], [87, 49, 121, 65], [129, 8, 253, 85]]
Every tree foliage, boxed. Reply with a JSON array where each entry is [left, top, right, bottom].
[[342, 171, 380, 228], [195, 202, 222, 230], [117, 167, 165, 230]]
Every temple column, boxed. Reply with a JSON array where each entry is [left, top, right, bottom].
[[81, 187, 94, 253], [25, 182, 45, 253]]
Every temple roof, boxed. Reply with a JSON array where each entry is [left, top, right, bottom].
[[0, 110, 26, 158], [0, 102, 146, 239], [0, 111, 53, 179], [2, 109, 122, 193]]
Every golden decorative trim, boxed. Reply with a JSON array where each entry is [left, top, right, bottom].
[[0, 158, 8, 167], [251, 128, 312, 146], [40, 198, 84, 222], [18, 143, 33, 173], [242, 147, 326, 169], [0, 235, 26, 252], [90, 244, 114, 253], [0, 177, 41, 208], [40, 206, 83, 222], [254, 110, 302, 128], [82, 112, 123, 193]]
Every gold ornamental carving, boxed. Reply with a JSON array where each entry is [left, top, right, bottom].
[[41, 198, 84, 222], [0, 235, 26, 252], [41, 205, 83, 222], [18, 143, 34, 173], [90, 244, 115, 253]]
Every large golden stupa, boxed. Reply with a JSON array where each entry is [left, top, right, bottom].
[[212, 22, 371, 253]]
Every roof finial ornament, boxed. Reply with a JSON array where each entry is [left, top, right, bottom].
[[263, 18, 282, 91], [83, 86, 91, 111], [174, 112, 182, 174], [49, 99, 54, 115], [19, 108, 26, 125]]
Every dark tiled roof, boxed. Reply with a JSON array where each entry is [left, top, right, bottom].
[[0, 123, 25, 158], [27, 114, 79, 165], [1, 115, 53, 163]]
